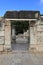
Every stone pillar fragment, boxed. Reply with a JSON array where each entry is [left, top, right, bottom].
[[29, 21, 37, 51], [4, 20, 11, 51], [12, 26, 15, 39]]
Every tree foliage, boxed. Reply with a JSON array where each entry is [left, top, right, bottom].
[[11, 21, 29, 35]]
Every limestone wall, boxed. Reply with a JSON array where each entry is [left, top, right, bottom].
[[0, 19, 5, 51], [0, 19, 11, 52], [30, 20, 43, 52], [0, 18, 43, 52], [4, 20, 11, 51], [37, 21, 43, 51]]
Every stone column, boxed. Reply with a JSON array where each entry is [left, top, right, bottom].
[[4, 20, 11, 51], [12, 25, 15, 39], [29, 21, 37, 51]]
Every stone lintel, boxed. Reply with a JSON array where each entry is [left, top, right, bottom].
[[5, 18, 37, 21]]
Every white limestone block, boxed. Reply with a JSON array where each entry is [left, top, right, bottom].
[[38, 45, 43, 51], [16, 38, 28, 43], [0, 37, 4, 44], [30, 44, 37, 50], [0, 45, 3, 51], [37, 25, 43, 31], [5, 20, 11, 50], [0, 31, 4, 36], [4, 44, 11, 50], [37, 38, 43, 44], [5, 26, 11, 45], [37, 32, 43, 36], [0, 22, 5, 31], [30, 27, 36, 44]]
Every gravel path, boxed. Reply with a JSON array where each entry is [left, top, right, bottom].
[[0, 53, 43, 65]]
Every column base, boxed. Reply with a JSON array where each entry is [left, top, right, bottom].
[[4, 44, 11, 51]]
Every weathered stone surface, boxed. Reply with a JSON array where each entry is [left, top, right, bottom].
[[0, 22, 5, 31], [29, 44, 37, 50], [37, 36, 43, 44], [5, 20, 11, 26], [0, 37, 4, 44], [5, 26, 11, 45], [0, 45, 3, 51], [0, 31, 4, 36], [4, 20, 11, 50], [30, 26, 37, 45], [0, 53, 43, 65], [38, 45, 43, 51], [1, 22, 5, 31], [37, 25, 43, 31], [37, 32, 43, 36], [4, 44, 11, 51], [37, 23, 43, 46]]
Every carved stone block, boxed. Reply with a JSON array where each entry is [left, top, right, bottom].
[[0, 37, 4, 44], [0, 45, 3, 51], [0, 31, 4, 36]]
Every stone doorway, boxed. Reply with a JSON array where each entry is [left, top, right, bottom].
[[11, 20, 30, 52]]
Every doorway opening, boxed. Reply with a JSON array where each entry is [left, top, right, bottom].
[[11, 20, 30, 52]]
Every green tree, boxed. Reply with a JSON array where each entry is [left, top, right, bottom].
[[11, 21, 29, 35]]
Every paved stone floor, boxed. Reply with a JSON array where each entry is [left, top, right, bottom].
[[0, 53, 43, 65], [11, 38, 29, 52], [11, 43, 29, 52]]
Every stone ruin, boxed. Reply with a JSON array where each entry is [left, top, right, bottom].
[[0, 10, 43, 52]]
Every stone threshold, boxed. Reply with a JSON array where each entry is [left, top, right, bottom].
[[0, 50, 43, 54]]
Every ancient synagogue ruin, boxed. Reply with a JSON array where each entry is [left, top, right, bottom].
[[0, 11, 43, 52]]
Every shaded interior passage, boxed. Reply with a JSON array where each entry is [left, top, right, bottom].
[[11, 21, 30, 51]]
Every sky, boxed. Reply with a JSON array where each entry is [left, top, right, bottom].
[[0, 0, 43, 16]]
